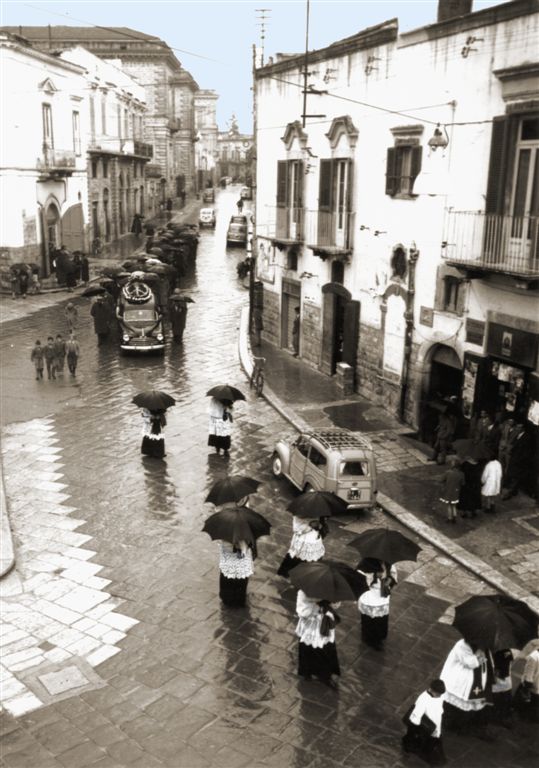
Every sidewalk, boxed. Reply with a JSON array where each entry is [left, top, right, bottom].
[[239, 311, 539, 613]]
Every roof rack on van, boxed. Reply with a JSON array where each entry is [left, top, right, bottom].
[[308, 429, 372, 451]]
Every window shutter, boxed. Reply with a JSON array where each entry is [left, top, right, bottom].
[[485, 117, 508, 214], [385, 147, 397, 196], [276, 160, 288, 208], [345, 160, 354, 248], [295, 161, 304, 208], [319, 159, 333, 211], [456, 278, 466, 316], [410, 146, 423, 192]]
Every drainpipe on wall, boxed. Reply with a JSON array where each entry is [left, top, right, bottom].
[[399, 243, 419, 422]]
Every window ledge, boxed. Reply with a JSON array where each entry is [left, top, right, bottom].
[[393, 193, 418, 201], [434, 308, 464, 318]]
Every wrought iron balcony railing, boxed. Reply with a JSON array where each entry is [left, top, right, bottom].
[[443, 211, 539, 279], [133, 140, 153, 159], [38, 147, 76, 171], [306, 209, 355, 252]]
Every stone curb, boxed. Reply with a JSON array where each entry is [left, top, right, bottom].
[[0, 451, 15, 578], [237, 306, 539, 614]]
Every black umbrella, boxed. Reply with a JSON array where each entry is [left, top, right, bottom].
[[206, 385, 245, 402], [202, 506, 271, 549], [452, 439, 491, 462], [170, 294, 195, 303], [453, 595, 538, 651], [288, 491, 347, 519], [348, 528, 421, 564], [148, 247, 164, 256], [205, 476, 261, 506], [132, 390, 176, 411], [81, 285, 107, 297], [289, 560, 368, 602]]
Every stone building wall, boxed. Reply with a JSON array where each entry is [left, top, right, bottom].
[[356, 322, 383, 403]]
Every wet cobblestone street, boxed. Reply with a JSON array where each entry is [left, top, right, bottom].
[[1, 190, 538, 768]]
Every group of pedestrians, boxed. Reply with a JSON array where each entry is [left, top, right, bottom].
[[49, 245, 89, 289], [30, 332, 80, 380]]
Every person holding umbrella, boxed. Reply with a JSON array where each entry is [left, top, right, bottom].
[[290, 560, 366, 688], [202, 504, 271, 607], [349, 528, 420, 651], [168, 289, 192, 342], [133, 390, 175, 460], [277, 492, 341, 578], [206, 385, 245, 457]]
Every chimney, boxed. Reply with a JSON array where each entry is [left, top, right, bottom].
[[437, 0, 473, 22]]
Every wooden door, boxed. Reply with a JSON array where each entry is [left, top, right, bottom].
[[342, 300, 360, 368], [61, 203, 84, 251]]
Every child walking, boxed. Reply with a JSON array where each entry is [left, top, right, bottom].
[[65, 333, 80, 376], [440, 456, 465, 524], [43, 337, 56, 380], [30, 340, 44, 380]]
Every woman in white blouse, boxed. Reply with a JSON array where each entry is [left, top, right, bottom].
[[208, 397, 233, 456], [277, 516, 326, 577], [402, 679, 447, 766], [295, 589, 340, 688], [357, 558, 397, 650], [219, 539, 254, 607]]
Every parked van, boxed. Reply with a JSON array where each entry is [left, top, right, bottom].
[[272, 428, 377, 510]]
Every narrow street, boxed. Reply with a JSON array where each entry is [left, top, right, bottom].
[[1, 188, 537, 768]]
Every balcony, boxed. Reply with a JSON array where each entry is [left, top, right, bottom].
[[133, 140, 153, 159], [443, 211, 539, 283], [37, 147, 76, 176], [306, 210, 355, 259], [145, 163, 163, 178]]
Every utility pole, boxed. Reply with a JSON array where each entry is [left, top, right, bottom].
[[301, 0, 325, 126], [255, 9, 271, 67]]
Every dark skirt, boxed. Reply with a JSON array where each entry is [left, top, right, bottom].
[[402, 725, 446, 766], [208, 434, 231, 450], [141, 436, 165, 458], [361, 613, 389, 646], [277, 553, 303, 577], [443, 701, 489, 734], [298, 641, 340, 681], [219, 573, 248, 606]]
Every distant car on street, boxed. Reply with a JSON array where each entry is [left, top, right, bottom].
[[272, 428, 377, 510], [198, 208, 216, 228], [202, 188, 215, 203], [240, 186, 252, 200], [226, 214, 248, 247]]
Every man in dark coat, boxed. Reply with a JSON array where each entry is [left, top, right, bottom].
[[90, 297, 111, 343], [168, 289, 188, 342], [502, 423, 531, 499]]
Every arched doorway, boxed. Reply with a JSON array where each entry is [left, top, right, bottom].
[[321, 283, 360, 376], [422, 343, 463, 444]]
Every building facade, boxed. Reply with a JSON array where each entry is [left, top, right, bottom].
[[254, 0, 539, 492], [2, 26, 200, 200], [194, 89, 219, 190], [0, 33, 88, 276], [218, 116, 253, 183], [59, 47, 152, 251]]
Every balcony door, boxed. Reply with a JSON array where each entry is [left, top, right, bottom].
[[509, 118, 539, 267], [318, 159, 353, 247], [276, 160, 303, 240]]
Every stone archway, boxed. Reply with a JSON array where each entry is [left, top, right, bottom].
[[320, 283, 359, 377], [43, 200, 61, 276], [417, 339, 464, 442]]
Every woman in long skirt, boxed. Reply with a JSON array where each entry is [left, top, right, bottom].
[[141, 408, 166, 459], [357, 558, 397, 650], [208, 397, 233, 456], [277, 516, 326, 577], [296, 589, 340, 689], [219, 540, 254, 607]]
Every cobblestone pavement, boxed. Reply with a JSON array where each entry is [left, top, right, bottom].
[[258, 342, 539, 598], [1, 189, 538, 768]]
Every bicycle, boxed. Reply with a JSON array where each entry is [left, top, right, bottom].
[[250, 356, 265, 397]]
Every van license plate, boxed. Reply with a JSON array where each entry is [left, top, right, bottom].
[[348, 489, 361, 500]]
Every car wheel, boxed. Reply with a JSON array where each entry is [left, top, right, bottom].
[[272, 453, 282, 477]]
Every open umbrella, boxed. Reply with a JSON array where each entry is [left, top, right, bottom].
[[81, 285, 107, 297], [170, 294, 195, 303], [453, 595, 538, 651], [348, 528, 421, 564], [289, 560, 368, 602], [202, 506, 271, 549], [148, 247, 164, 256], [206, 385, 245, 402], [132, 390, 176, 411], [452, 439, 491, 462], [288, 491, 347, 519], [100, 266, 125, 278], [205, 476, 261, 506]]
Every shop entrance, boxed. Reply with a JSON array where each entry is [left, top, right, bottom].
[[422, 344, 463, 444]]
